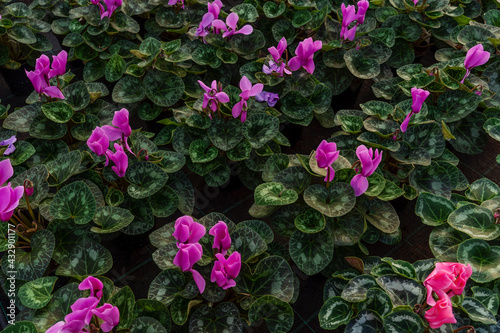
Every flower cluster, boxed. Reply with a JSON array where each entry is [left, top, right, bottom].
[[263, 37, 291, 77], [195, 1, 252, 41], [172, 216, 207, 293], [0, 159, 23, 222], [25, 51, 67, 99], [314, 141, 382, 196], [340, 0, 369, 41], [92, 0, 122, 20], [209, 221, 241, 289], [351, 145, 383, 196], [0, 135, 16, 155], [47, 276, 120, 333], [87, 108, 133, 177], [172, 217, 242, 292], [232, 76, 263, 122], [461, 44, 490, 84], [423, 262, 472, 328], [400, 87, 430, 133]]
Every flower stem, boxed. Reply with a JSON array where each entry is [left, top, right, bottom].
[[453, 326, 475, 333]]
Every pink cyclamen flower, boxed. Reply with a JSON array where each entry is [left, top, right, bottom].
[[232, 76, 263, 123], [288, 37, 322, 74], [424, 262, 472, 306], [263, 37, 292, 77], [79, 276, 104, 299], [350, 145, 383, 196], [101, 108, 134, 155], [413, 0, 419, 5], [340, 1, 369, 41], [315, 140, 340, 182], [400, 87, 430, 132], [92, 304, 120, 332], [87, 127, 110, 156], [173, 242, 206, 293], [168, 0, 184, 9], [24, 180, 34, 197], [0, 159, 23, 222], [99, 0, 122, 19], [195, 0, 223, 39], [424, 296, 457, 329], [255, 91, 279, 107], [48, 50, 67, 79], [25, 70, 65, 99], [105, 144, 128, 177], [172, 215, 206, 245], [198, 80, 230, 113], [209, 221, 231, 255], [211, 252, 241, 289], [0, 135, 17, 155], [356, 0, 369, 24], [461, 44, 490, 84], [268, 37, 287, 63], [35, 54, 50, 77], [212, 12, 253, 39]]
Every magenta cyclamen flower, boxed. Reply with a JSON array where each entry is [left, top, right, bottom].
[[423, 263, 472, 306], [232, 76, 264, 123], [98, 0, 122, 19], [87, 127, 110, 156], [0, 135, 17, 155], [461, 44, 490, 84], [198, 80, 230, 115], [211, 252, 241, 289], [400, 87, 430, 132], [48, 51, 68, 79], [212, 12, 253, 39], [195, 0, 223, 40], [101, 108, 134, 155], [209, 221, 231, 255], [173, 243, 206, 293], [340, 0, 369, 41], [0, 159, 23, 222], [172, 215, 206, 245], [350, 145, 383, 196], [255, 91, 279, 107], [25, 54, 65, 99], [263, 37, 292, 77], [46, 277, 120, 333], [315, 140, 340, 182], [288, 37, 322, 74], [105, 144, 128, 178], [413, 0, 419, 5]]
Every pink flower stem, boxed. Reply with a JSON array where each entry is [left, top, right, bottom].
[[326, 167, 330, 189]]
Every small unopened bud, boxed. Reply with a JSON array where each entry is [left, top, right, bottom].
[[24, 179, 34, 197]]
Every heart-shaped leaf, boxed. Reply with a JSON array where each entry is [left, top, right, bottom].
[[384, 310, 426, 333], [448, 204, 500, 240], [359, 197, 400, 233], [415, 192, 455, 226], [208, 118, 243, 151], [319, 296, 353, 330], [50, 181, 96, 224], [235, 256, 294, 302], [303, 183, 356, 218], [466, 178, 500, 203], [460, 297, 497, 325], [189, 139, 218, 163], [112, 76, 145, 103], [457, 239, 500, 283], [148, 269, 185, 306], [358, 288, 393, 318], [19, 276, 57, 309], [55, 238, 113, 277], [242, 113, 280, 149], [131, 316, 168, 333], [410, 163, 452, 199], [341, 275, 378, 302], [144, 70, 185, 107], [91, 206, 135, 233], [126, 162, 168, 199], [345, 310, 384, 333], [254, 182, 298, 206], [290, 229, 333, 275], [294, 209, 325, 233], [429, 225, 470, 262], [230, 226, 267, 263]]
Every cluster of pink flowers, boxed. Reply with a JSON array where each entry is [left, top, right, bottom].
[[423, 263, 472, 328], [0, 159, 23, 222], [195, 0, 252, 41], [47, 276, 120, 333], [0, 135, 16, 155], [87, 108, 133, 177], [400, 87, 430, 133], [25, 51, 67, 99], [340, 0, 369, 41], [91, 0, 122, 20], [232, 76, 263, 122], [314, 141, 382, 196], [263, 37, 322, 76], [461, 44, 490, 84], [172, 216, 241, 293]]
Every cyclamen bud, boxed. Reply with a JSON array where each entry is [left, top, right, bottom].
[[24, 179, 34, 197]]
